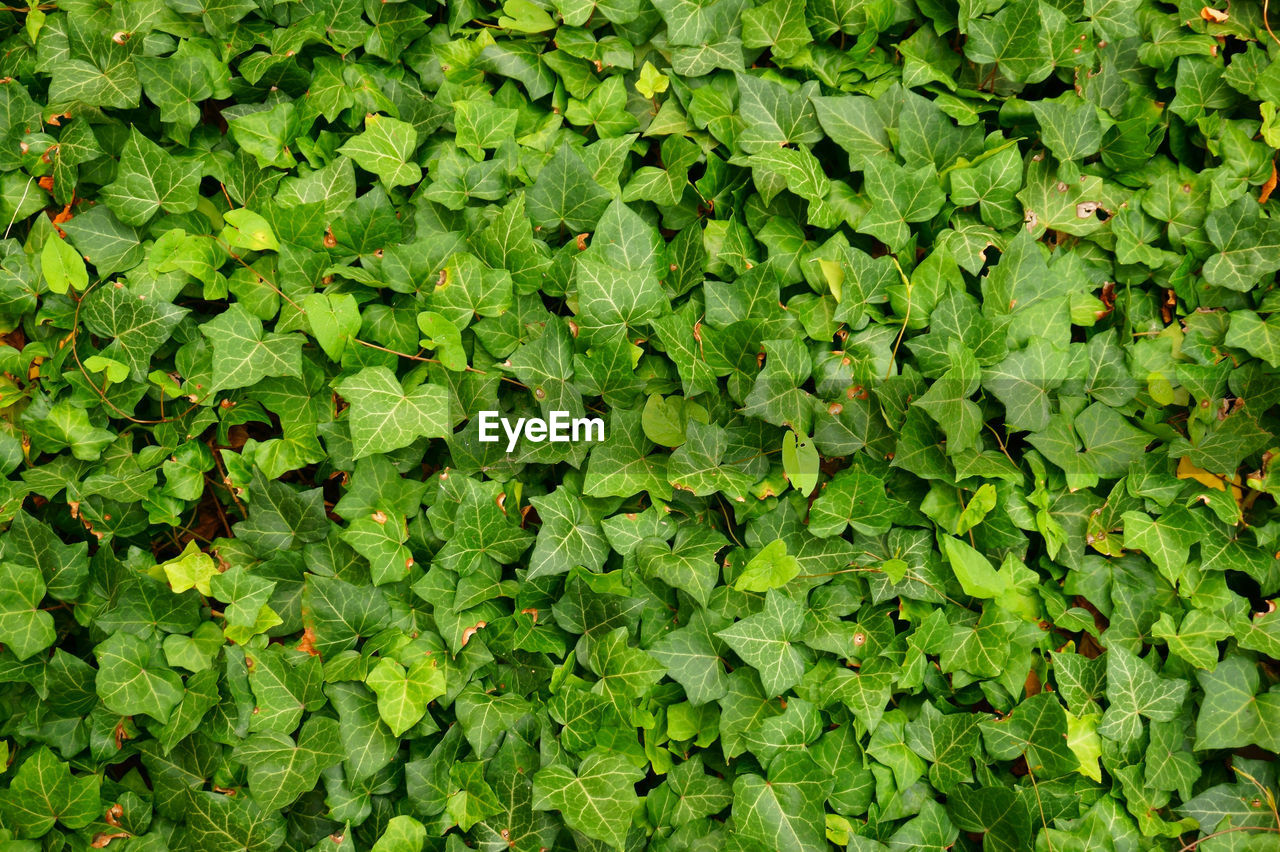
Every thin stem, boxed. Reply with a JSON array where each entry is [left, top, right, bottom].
[[885, 257, 911, 381], [1027, 767, 1053, 852], [349, 338, 528, 388], [1178, 827, 1280, 852], [69, 281, 202, 425]]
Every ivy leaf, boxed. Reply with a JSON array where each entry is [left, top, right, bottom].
[[782, 431, 819, 495], [61, 204, 143, 275], [741, 0, 811, 57], [735, 539, 801, 592], [527, 486, 610, 579], [734, 73, 821, 152], [1122, 507, 1202, 585], [649, 609, 731, 706], [80, 281, 188, 378], [95, 632, 185, 723], [858, 159, 946, 251], [101, 128, 201, 225], [333, 367, 450, 459], [303, 293, 361, 362], [585, 409, 671, 499], [454, 99, 518, 161], [0, 512, 89, 601], [980, 693, 1076, 779], [0, 748, 100, 837], [1203, 196, 1280, 291], [417, 311, 467, 371], [233, 717, 345, 811], [39, 233, 87, 295], [365, 657, 446, 737], [528, 144, 612, 232], [201, 304, 303, 393], [371, 815, 426, 852], [160, 540, 218, 595], [220, 208, 280, 251], [0, 560, 54, 661], [808, 468, 896, 538], [303, 574, 391, 658], [532, 751, 643, 850], [668, 420, 756, 500], [965, 0, 1053, 83], [1194, 655, 1280, 751], [340, 512, 413, 586], [1099, 646, 1189, 746], [637, 524, 727, 605], [233, 468, 328, 552], [716, 590, 805, 697], [337, 114, 421, 189], [940, 535, 1009, 599]]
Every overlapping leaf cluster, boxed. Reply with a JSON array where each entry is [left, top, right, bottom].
[[0, 0, 1279, 848]]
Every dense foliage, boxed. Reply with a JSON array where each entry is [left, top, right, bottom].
[[0, 0, 1279, 848]]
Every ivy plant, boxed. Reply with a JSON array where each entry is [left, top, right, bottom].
[[0, 0, 1277, 850]]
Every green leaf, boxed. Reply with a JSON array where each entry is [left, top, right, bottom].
[[221, 208, 280, 251], [0, 560, 54, 661], [201, 304, 303, 393], [340, 512, 413, 586], [160, 540, 218, 595], [741, 0, 811, 58], [638, 524, 727, 605], [81, 281, 188, 377], [733, 769, 827, 852], [95, 631, 185, 723], [371, 815, 427, 852], [533, 751, 643, 850], [735, 539, 801, 592], [940, 535, 1009, 599], [1030, 96, 1104, 162], [1122, 507, 1202, 585], [101, 128, 202, 225], [858, 159, 946, 251], [649, 608, 731, 705], [303, 293, 361, 362], [716, 590, 805, 697], [965, 0, 1053, 83], [980, 693, 1077, 779], [454, 98, 518, 161], [416, 311, 467, 371], [0, 747, 100, 837], [585, 409, 671, 499], [1099, 646, 1189, 746], [528, 144, 612, 232], [1203, 196, 1280, 291], [782, 430, 819, 495], [337, 114, 421, 189], [808, 468, 895, 538], [635, 62, 670, 99], [333, 367, 450, 459], [39, 233, 87, 295], [365, 657, 446, 737], [233, 716, 345, 811], [1194, 655, 1280, 751], [641, 393, 707, 447]]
